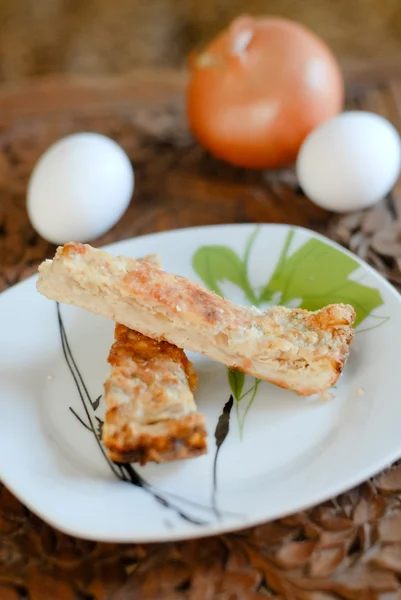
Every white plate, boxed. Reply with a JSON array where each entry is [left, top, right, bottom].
[[1, 223, 400, 543]]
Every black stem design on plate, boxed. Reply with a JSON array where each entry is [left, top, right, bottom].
[[212, 395, 234, 518], [57, 303, 121, 480], [57, 303, 210, 526], [120, 464, 207, 525], [92, 395, 101, 411], [69, 407, 91, 432]]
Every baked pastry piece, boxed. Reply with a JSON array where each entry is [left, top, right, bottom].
[[37, 242, 356, 396], [103, 323, 206, 464], [103, 255, 206, 464]]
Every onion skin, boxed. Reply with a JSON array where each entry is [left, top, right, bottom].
[[187, 15, 344, 169]]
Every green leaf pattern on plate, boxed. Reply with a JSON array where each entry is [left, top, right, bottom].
[[228, 369, 245, 401], [192, 245, 258, 305], [262, 235, 384, 327], [192, 228, 387, 436]]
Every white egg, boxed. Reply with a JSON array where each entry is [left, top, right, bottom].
[[296, 111, 401, 212], [27, 133, 134, 244]]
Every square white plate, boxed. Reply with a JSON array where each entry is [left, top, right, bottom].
[[1, 223, 400, 542]]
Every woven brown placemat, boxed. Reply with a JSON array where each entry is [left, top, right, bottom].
[[1, 69, 401, 599]]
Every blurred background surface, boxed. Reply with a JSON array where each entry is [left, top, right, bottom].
[[0, 0, 400, 82]]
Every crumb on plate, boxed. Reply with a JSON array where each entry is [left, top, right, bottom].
[[319, 391, 335, 402]]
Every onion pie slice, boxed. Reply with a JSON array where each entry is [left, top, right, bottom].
[[37, 243, 356, 396], [103, 323, 206, 464]]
